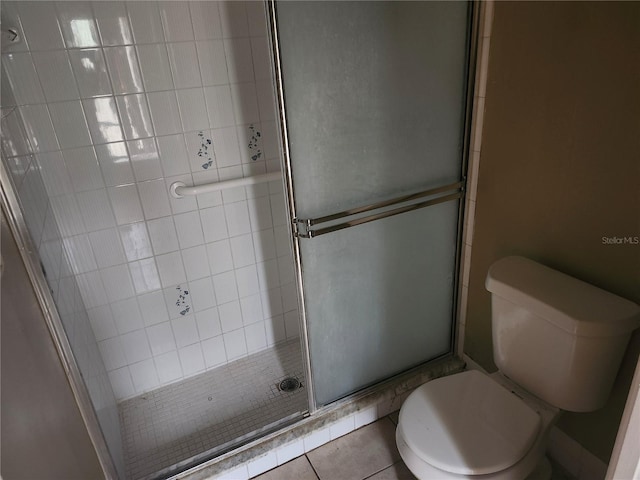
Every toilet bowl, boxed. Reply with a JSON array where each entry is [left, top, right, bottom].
[[396, 256, 640, 480], [396, 370, 558, 479]]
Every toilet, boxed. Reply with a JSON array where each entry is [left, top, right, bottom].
[[396, 256, 640, 479]]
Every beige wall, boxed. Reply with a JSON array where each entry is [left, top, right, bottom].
[[465, 1, 640, 463]]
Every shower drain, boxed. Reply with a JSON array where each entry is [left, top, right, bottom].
[[278, 377, 301, 392]]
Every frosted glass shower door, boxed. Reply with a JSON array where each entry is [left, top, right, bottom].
[[274, 1, 471, 406]]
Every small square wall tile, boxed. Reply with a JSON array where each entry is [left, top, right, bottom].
[[69, 48, 113, 98], [230, 234, 255, 268], [216, 464, 249, 480], [195, 307, 222, 340], [236, 266, 260, 299], [100, 264, 136, 302], [98, 336, 128, 371], [146, 321, 176, 356], [88, 305, 119, 341], [196, 40, 228, 86], [17, 2, 65, 51], [138, 290, 170, 326], [121, 329, 152, 365], [93, 1, 133, 46], [163, 284, 192, 319], [63, 146, 104, 192], [223, 329, 247, 360], [62, 234, 97, 274], [245, 321, 267, 353], [108, 367, 135, 399], [127, 1, 164, 44], [265, 314, 286, 346], [104, 46, 144, 95], [167, 42, 202, 90], [190, 2, 223, 40], [95, 142, 134, 187], [56, 1, 100, 48], [178, 343, 205, 376], [257, 260, 279, 291], [213, 271, 238, 304], [111, 296, 144, 335], [154, 349, 183, 384], [200, 206, 229, 243], [2, 53, 45, 105], [119, 222, 153, 261], [116, 94, 154, 141], [173, 210, 205, 249], [49, 101, 92, 149], [76, 188, 115, 232], [19, 105, 59, 153], [83, 97, 124, 145], [128, 138, 163, 181], [303, 426, 332, 453], [247, 452, 278, 479], [138, 179, 172, 220], [129, 358, 160, 393], [137, 43, 174, 92], [230, 82, 260, 125], [35, 152, 71, 197], [159, 1, 194, 42], [355, 405, 379, 429], [31, 50, 78, 102], [224, 38, 254, 83], [219, 300, 243, 333], [108, 184, 145, 226], [147, 90, 182, 137], [176, 88, 209, 132], [182, 245, 210, 281], [129, 257, 161, 294], [206, 239, 234, 275], [171, 315, 199, 348], [219, 1, 249, 39], [189, 277, 217, 312], [204, 85, 236, 129], [212, 127, 242, 168], [147, 216, 180, 255], [330, 415, 356, 440], [201, 335, 226, 368], [157, 134, 190, 177], [275, 439, 305, 466], [156, 251, 187, 288]]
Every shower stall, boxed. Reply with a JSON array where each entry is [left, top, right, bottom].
[[0, 1, 474, 479]]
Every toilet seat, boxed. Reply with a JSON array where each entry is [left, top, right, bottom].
[[397, 370, 541, 476]]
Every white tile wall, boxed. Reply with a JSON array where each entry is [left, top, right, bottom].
[[1, 0, 298, 402]]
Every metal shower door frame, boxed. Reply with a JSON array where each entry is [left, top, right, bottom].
[[266, 1, 481, 413]]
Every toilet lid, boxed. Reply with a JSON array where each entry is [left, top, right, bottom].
[[398, 370, 541, 475]]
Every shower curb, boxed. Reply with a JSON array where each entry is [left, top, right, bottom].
[[170, 355, 465, 480]]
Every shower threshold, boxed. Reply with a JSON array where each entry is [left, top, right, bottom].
[[119, 340, 307, 480]]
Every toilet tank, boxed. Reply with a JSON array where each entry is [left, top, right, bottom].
[[485, 256, 640, 412]]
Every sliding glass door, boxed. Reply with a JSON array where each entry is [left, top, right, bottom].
[[272, 1, 471, 407]]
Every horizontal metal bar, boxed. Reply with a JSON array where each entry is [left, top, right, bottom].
[[170, 172, 282, 198], [307, 180, 464, 226], [303, 191, 463, 238]]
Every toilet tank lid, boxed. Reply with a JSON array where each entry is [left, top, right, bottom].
[[486, 256, 640, 337]]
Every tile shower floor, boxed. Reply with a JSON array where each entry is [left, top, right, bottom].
[[119, 340, 307, 480]]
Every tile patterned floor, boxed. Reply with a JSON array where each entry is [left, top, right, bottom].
[[254, 417, 414, 480], [253, 412, 576, 480], [120, 340, 307, 480]]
